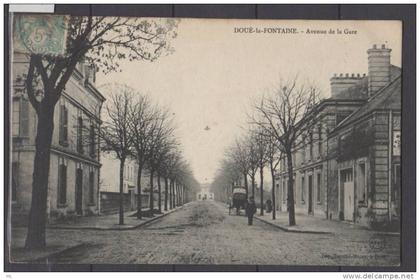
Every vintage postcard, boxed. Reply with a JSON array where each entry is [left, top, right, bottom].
[[7, 13, 402, 267]]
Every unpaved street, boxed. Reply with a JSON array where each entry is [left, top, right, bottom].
[[12, 201, 400, 265]]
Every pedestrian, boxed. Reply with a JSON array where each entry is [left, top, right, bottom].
[[245, 196, 257, 226], [266, 199, 272, 213]]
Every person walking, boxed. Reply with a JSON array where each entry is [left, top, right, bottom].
[[245, 196, 257, 226]]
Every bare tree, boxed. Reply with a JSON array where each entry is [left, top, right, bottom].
[[130, 94, 156, 219], [161, 151, 181, 211], [21, 15, 178, 249], [154, 138, 177, 213], [249, 128, 269, 216], [265, 134, 282, 220], [210, 159, 241, 203], [100, 85, 135, 226], [245, 136, 260, 199], [227, 138, 251, 198], [146, 108, 174, 215], [253, 77, 320, 226]]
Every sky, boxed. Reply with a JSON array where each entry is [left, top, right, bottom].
[[97, 19, 401, 185]]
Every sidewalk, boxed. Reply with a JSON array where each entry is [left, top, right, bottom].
[[254, 211, 400, 236], [9, 205, 186, 263], [48, 206, 183, 230]]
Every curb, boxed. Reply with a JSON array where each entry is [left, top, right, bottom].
[[47, 205, 185, 231], [254, 216, 333, 235]]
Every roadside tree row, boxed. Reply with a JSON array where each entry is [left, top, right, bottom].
[[212, 77, 320, 226], [99, 83, 200, 225]]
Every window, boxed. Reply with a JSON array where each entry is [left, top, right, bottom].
[[89, 171, 95, 204], [77, 116, 84, 154], [59, 104, 68, 146], [316, 173, 321, 203], [357, 163, 367, 204], [301, 176, 305, 202], [58, 163, 67, 205], [11, 162, 19, 202], [12, 98, 29, 137]]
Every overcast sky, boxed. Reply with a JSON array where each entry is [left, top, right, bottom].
[[97, 19, 401, 185]]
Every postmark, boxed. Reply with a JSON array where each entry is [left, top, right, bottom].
[[13, 14, 68, 56]]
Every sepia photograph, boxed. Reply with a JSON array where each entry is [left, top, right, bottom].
[[3, 4, 414, 273]]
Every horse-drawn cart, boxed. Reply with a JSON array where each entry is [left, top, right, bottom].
[[229, 187, 247, 215]]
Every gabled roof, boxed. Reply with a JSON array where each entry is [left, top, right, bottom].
[[332, 75, 401, 133]]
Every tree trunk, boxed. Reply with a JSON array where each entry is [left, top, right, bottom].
[[136, 166, 143, 219], [157, 174, 162, 213], [271, 163, 276, 220], [119, 158, 126, 225], [149, 169, 154, 215], [181, 185, 184, 205], [169, 179, 173, 209], [25, 105, 55, 249], [176, 184, 180, 206], [243, 172, 249, 198], [260, 164, 264, 216], [164, 177, 168, 211], [286, 150, 296, 226], [251, 173, 256, 198], [172, 180, 175, 208], [175, 184, 178, 206]]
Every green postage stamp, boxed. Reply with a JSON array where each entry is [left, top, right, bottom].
[[13, 14, 68, 56]]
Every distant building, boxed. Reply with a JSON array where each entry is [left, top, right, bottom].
[[197, 183, 214, 201], [197, 191, 214, 201], [99, 156, 152, 213], [11, 53, 105, 221], [275, 44, 401, 228]]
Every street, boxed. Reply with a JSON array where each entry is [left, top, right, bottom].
[[12, 201, 400, 266]]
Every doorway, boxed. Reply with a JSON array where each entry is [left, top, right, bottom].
[[129, 189, 135, 210], [341, 169, 354, 221], [75, 168, 83, 215], [308, 175, 313, 215]]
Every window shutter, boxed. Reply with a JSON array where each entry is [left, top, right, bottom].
[[90, 124, 95, 157], [89, 171, 95, 203], [20, 99, 29, 136], [58, 164, 67, 205], [57, 164, 62, 205], [63, 107, 68, 142], [59, 105, 64, 143], [77, 117, 84, 153], [62, 165, 67, 204]]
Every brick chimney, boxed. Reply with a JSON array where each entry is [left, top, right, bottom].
[[330, 73, 364, 98], [367, 44, 391, 96]]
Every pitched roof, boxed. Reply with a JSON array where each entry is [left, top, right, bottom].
[[332, 75, 401, 132]]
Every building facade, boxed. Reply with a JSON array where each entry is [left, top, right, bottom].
[[100, 155, 153, 213], [326, 45, 401, 228], [11, 53, 105, 221], [274, 44, 401, 228]]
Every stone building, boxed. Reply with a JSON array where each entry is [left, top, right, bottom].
[[275, 92, 367, 218], [275, 44, 401, 228], [11, 53, 105, 221], [327, 45, 401, 228]]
